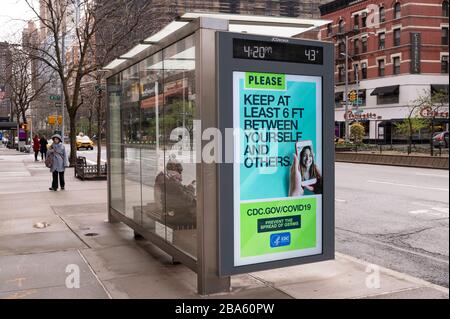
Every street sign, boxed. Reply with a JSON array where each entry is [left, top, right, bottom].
[[218, 32, 334, 276], [49, 95, 61, 101]]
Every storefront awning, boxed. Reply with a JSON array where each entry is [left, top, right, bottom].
[[370, 85, 399, 96], [0, 122, 18, 130]]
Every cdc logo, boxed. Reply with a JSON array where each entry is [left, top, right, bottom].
[[270, 232, 291, 248]]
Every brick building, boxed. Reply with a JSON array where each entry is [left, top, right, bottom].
[[0, 42, 12, 119], [320, 0, 449, 143]]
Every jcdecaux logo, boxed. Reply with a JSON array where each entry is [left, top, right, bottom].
[[270, 232, 291, 248]]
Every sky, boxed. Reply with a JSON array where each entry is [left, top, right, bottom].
[[0, 0, 38, 43]]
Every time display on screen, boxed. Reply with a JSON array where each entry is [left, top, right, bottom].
[[233, 38, 323, 65]]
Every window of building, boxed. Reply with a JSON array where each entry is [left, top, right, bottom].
[[443, 1, 449, 17], [361, 12, 367, 27], [327, 23, 332, 36], [354, 14, 359, 29], [377, 91, 399, 104], [394, 28, 401, 46], [335, 92, 344, 107], [338, 19, 345, 34], [354, 38, 360, 55], [338, 66, 345, 82], [378, 32, 386, 49], [379, 6, 385, 23], [372, 86, 400, 105], [442, 27, 449, 45], [361, 62, 368, 79], [442, 55, 449, 73], [362, 37, 368, 52], [353, 64, 359, 82], [393, 56, 401, 74], [378, 59, 385, 76], [338, 41, 346, 55], [394, 2, 401, 19]]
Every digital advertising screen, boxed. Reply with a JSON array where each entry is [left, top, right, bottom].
[[232, 71, 323, 266]]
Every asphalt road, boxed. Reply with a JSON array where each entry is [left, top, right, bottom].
[[335, 162, 449, 288]]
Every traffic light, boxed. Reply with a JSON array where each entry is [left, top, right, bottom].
[[48, 116, 56, 125], [57, 116, 62, 125], [20, 123, 28, 131]]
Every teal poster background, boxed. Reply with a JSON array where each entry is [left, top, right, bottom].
[[239, 75, 318, 201]]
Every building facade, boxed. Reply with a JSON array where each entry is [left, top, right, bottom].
[[320, 0, 449, 143], [0, 42, 12, 119], [97, 0, 331, 65]]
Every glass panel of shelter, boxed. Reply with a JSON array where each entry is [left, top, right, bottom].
[[121, 64, 142, 221], [139, 51, 166, 240], [108, 34, 197, 259], [162, 35, 197, 258], [108, 74, 125, 215]]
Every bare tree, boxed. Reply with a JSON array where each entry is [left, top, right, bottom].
[[4, 46, 50, 139], [23, 0, 150, 165]]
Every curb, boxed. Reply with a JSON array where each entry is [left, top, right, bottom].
[[335, 152, 449, 170], [336, 252, 449, 295]]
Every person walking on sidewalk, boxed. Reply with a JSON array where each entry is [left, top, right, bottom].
[[40, 135, 48, 160], [32, 135, 40, 161], [48, 134, 68, 191]]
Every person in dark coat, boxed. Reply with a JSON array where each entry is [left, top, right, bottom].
[[40, 135, 48, 160], [32, 135, 40, 161]]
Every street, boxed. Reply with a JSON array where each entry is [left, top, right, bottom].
[[335, 162, 449, 287]]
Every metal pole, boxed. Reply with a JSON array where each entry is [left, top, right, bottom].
[[355, 63, 359, 111], [61, 26, 65, 142], [344, 35, 349, 142]]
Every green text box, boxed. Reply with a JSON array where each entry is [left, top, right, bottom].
[[240, 197, 316, 257], [245, 72, 286, 90]]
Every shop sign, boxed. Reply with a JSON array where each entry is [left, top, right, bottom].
[[344, 110, 381, 120], [419, 107, 449, 119]]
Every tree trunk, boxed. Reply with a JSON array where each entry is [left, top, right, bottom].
[[69, 113, 78, 167], [88, 105, 93, 138], [430, 118, 435, 157], [408, 118, 412, 155]]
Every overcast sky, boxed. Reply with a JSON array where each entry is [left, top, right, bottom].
[[0, 0, 37, 43]]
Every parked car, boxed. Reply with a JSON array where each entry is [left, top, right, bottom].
[[432, 131, 449, 148], [76, 135, 94, 150]]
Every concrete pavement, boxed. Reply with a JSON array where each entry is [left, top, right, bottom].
[[0, 147, 448, 299]]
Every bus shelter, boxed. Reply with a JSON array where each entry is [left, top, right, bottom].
[[104, 13, 334, 295]]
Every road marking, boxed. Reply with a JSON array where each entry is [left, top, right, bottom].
[[431, 207, 449, 214], [409, 210, 442, 217], [367, 180, 449, 192], [335, 199, 347, 203], [409, 206, 448, 217], [337, 228, 449, 265], [416, 173, 449, 178]]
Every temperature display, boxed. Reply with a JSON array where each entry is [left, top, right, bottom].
[[233, 38, 323, 65]]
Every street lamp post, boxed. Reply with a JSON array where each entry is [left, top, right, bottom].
[[344, 35, 349, 142]]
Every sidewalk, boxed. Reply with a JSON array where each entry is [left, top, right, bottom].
[[0, 147, 448, 299]]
